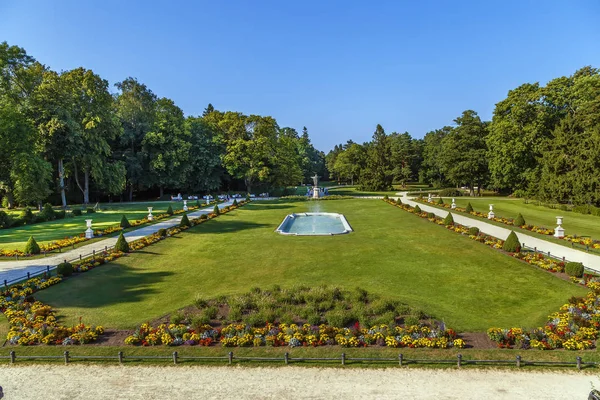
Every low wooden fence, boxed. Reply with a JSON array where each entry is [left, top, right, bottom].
[[0, 351, 593, 369]]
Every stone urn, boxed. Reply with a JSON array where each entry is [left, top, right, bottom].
[[488, 204, 495, 220], [554, 216, 565, 238], [183, 200, 188, 211], [147, 207, 154, 221], [451, 198, 456, 209], [85, 219, 94, 239]]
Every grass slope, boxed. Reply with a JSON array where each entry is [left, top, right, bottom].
[[36, 200, 586, 332]]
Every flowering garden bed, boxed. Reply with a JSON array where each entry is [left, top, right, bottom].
[[384, 198, 600, 351], [0, 201, 248, 346]]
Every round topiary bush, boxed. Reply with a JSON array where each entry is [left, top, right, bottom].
[[120, 214, 131, 228], [443, 212, 454, 226], [413, 205, 421, 214], [200, 214, 208, 221], [383, 195, 389, 200], [396, 198, 402, 205], [41, 203, 56, 221], [167, 205, 174, 215], [468, 226, 480, 236], [21, 208, 34, 224], [466, 202, 473, 213], [213, 205, 220, 215], [114, 232, 130, 253], [157, 228, 167, 237], [514, 213, 526, 227], [24, 236, 41, 255], [0, 211, 11, 229], [57, 262, 74, 277], [426, 212, 435, 219], [502, 231, 521, 253], [565, 262, 584, 278], [180, 213, 190, 227]]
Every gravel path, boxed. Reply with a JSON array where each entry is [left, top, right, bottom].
[[0, 200, 239, 282], [396, 192, 600, 272], [0, 365, 596, 399]]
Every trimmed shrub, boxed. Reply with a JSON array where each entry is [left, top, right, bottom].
[[86, 208, 95, 214], [199, 214, 208, 221], [157, 228, 167, 237], [0, 211, 11, 229], [514, 213, 526, 227], [114, 232, 130, 253], [468, 226, 480, 236], [40, 203, 56, 221], [213, 205, 220, 215], [383, 195, 389, 200], [21, 208, 34, 224], [24, 236, 41, 254], [413, 205, 421, 214], [426, 212, 435, 219], [439, 188, 462, 197], [502, 231, 521, 253], [573, 205, 591, 215], [565, 262, 584, 278], [167, 205, 174, 215], [195, 200, 200, 207], [120, 215, 131, 229], [437, 197, 444, 205], [56, 210, 66, 219], [72, 209, 82, 216], [443, 212, 454, 226], [57, 262, 74, 277], [396, 198, 402, 205], [180, 213, 190, 227], [10, 217, 24, 228], [232, 199, 238, 206], [466, 202, 473, 213], [246, 193, 250, 201]]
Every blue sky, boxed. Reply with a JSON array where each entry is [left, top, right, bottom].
[[1, 1, 599, 152]]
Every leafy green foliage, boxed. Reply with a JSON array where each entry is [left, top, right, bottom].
[[514, 213, 526, 227], [40, 203, 55, 221], [466, 202, 473, 213], [120, 215, 131, 229], [443, 212, 454, 225], [24, 236, 40, 254], [439, 188, 462, 197], [468, 227, 480, 236], [0, 211, 10, 229], [57, 262, 74, 277], [157, 228, 167, 237], [180, 213, 190, 227], [114, 232, 130, 253], [502, 231, 521, 253], [21, 208, 34, 224], [72, 209, 82, 217], [565, 262, 584, 278], [437, 197, 444, 205], [213, 204, 220, 215], [166, 205, 173, 215]]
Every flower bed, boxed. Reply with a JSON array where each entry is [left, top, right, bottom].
[[0, 200, 248, 345], [125, 322, 465, 349]]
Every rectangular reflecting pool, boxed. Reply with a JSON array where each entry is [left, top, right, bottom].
[[275, 213, 353, 236]]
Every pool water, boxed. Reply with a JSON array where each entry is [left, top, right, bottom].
[[275, 213, 352, 236]]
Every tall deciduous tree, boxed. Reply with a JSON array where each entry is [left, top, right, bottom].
[[185, 116, 224, 193], [360, 124, 393, 191]]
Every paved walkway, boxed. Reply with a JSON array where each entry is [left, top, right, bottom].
[[396, 192, 600, 272], [0, 200, 240, 283]]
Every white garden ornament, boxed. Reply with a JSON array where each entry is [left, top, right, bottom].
[[183, 200, 188, 211], [488, 204, 495, 220], [147, 207, 154, 221], [451, 198, 456, 209], [554, 216, 565, 238], [85, 219, 94, 239]]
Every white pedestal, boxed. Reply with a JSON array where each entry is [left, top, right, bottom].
[[313, 187, 320, 199], [183, 200, 188, 211], [554, 216, 564, 238], [451, 198, 456, 209], [488, 204, 494, 220], [147, 207, 153, 221], [85, 219, 93, 239]]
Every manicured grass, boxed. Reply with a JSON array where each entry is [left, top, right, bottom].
[[328, 185, 399, 196], [0, 201, 195, 251], [36, 199, 586, 332]]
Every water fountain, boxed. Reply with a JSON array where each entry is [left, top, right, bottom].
[[312, 174, 320, 199]]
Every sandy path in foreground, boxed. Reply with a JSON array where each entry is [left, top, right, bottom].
[[0, 365, 598, 400]]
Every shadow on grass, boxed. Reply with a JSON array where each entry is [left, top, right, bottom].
[[245, 203, 296, 210], [186, 218, 271, 234], [43, 262, 174, 310]]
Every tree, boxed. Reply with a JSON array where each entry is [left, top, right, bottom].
[[10, 153, 52, 206], [332, 143, 366, 185], [114, 77, 157, 201], [143, 97, 190, 197], [421, 127, 451, 187], [184, 116, 224, 194], [360, 125, 393, 191], [440, 111, 489, 196]]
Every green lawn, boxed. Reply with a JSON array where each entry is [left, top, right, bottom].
[[36, 199, 585, 332], [436, 197, 600, 244], [0, 201, 194, 251]]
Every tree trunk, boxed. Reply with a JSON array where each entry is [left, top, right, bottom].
[[245, 178, 252, 194], [469, 182, 475, 197], [72, 159, 86, 204], [58, 159, 67, 208], [5, 191, 14, 209], [128, 184, 134, 202], [83, 169, 90, 204]]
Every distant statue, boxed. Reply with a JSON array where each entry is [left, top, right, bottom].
[[312, 174, 319, 187]]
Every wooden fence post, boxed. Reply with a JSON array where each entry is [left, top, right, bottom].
[[9, 351, 15, 364], [398, 353, 403, 366], [284, 352, 289, 365], [64, 350, 70, 365], [341, 353, 346, 365], [516, 355, 521, 368], [457, 354, 462, 367], [118, 351, 123, 364], [228, 351, 233, 365], [172, 351, 178, 365], [577, 356, 582, 370]]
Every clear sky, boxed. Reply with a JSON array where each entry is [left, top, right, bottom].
[[1, 1, 599, 152]]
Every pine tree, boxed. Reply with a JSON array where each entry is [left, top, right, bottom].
[[213, 204, 220, 215], [514, 213, 526, 227], [414, 205, 421, 214], [466, 202, 473, 213]]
